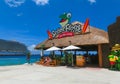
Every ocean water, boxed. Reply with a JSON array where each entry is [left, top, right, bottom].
[[0, 55, 41, 66]]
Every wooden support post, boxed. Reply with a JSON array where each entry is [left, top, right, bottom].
[[98, 44, 103, 67]]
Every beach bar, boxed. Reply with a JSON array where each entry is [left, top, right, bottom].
[[35, 21, 110, 68]]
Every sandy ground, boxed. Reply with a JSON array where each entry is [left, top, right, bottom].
[[0, 64, 120, 84]]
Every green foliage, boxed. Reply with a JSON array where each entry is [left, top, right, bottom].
[[116, 50, 120, 56], [67, 53, 72, 65], [61, 56, 66, 64], [40, 44, 45, 49], [55, 55, 61, 60], [26, 52, 31, 64], [64, 52, 73, 66], [26, 52, 31, 58], [108, 50, 120, 71]]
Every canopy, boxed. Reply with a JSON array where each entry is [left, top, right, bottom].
[[45, 46, 61, 51], [62, 45, 80, 50]]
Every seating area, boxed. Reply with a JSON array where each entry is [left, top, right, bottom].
[[36, 56, 57, 66]]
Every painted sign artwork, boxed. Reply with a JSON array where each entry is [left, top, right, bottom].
[[58, 32, 74, 39], [47, 30, 53, 39], [47, 13, 89, 39], [59, 13, 71, 27], [52, 23, 82, 38], [82, 18, 89, 33]]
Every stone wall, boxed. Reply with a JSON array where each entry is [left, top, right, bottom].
[[108, 16, 120, 47], [101, 44, 110, 68]]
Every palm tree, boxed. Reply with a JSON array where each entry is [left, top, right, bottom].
[[26, 52, 31, 64]]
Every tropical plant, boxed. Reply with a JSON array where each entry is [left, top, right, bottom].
[[67, 53, 72, 66], [26, 52, 31, 64], [60, 56, 66, 65]]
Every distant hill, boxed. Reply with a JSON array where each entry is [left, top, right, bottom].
[[0, 39, 28, 53]]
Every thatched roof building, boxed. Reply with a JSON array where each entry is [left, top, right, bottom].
[[35, 21, 110, 68], [35, 22, 109, 49]]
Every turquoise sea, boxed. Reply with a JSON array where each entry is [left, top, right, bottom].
[[0, 55, 41, 66]]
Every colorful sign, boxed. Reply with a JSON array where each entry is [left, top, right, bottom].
[[52, 23, 82, 38], [47, 13, 89, 39], [59, 13, 71, 27], [47, 30, 53, 39], [58, 32, 74, 39], [82, 18, 89, 33]]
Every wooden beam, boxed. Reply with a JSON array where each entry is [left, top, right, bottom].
[[98, 44, 103, 67]]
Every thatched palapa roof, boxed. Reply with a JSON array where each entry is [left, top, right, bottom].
[[35, 21, 109, 49]]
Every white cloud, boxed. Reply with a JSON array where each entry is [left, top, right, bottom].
[[28, 44, 40, 54], [5, 0, 25, 7], [88, 0, 96, 4], [32, 0, 49, 6], [28, 44, 36, 51]]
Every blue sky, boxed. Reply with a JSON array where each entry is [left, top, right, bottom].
[[0, 0, 120, 53]]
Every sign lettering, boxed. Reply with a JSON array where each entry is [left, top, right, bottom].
[[51, 23, 82, 38]]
